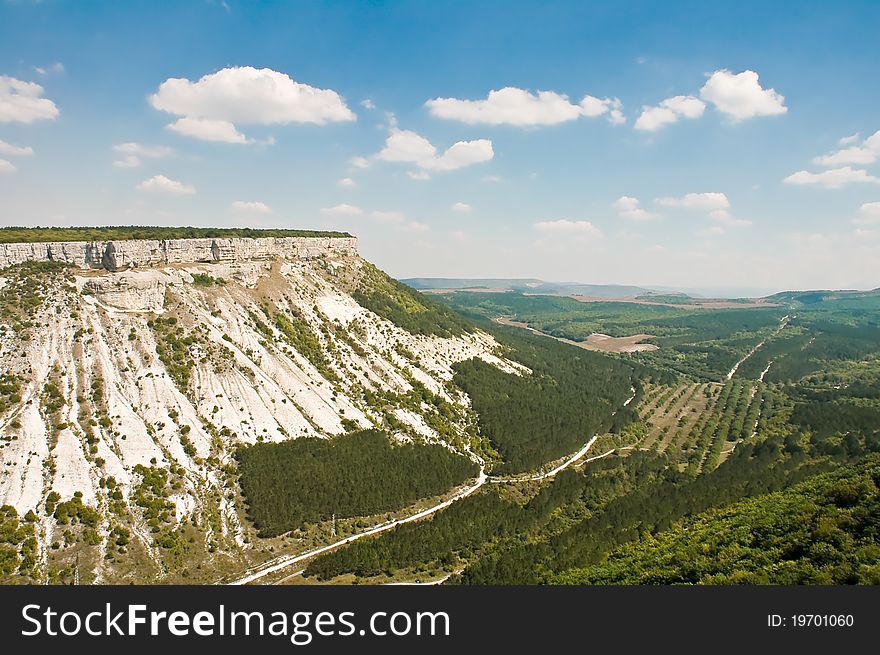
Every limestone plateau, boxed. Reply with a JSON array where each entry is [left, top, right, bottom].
[[0, 235, 518, 583], [0, 235, 359, 271]]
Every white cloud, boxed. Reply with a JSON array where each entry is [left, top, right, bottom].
[[230, 200, 271, 214], [613, 195, 657, 220], [376, 129, 436, 163], [0, 139, 34, 157], [812, 130, 880, 167], [149, 66, 355, 142], [360, 99, 376, 109], [404, 221, 429, 233], [34, 62, 64, 76], [321, 203, 363, 216], [451, 202, 473, 213], [407, 171, 431, 181], [136, 175, 196, 195], [112, 155, 141, 169], [783, 166, 880, 189], [112, 142, 174, 168], [373, 128, 493, 172], [482, 174, 504, 184], [337, 177, 356, 188], [634, 95, 705, 132], [425, 87, 624, 126], [839, 133, 860, 146], [655, 192, 730, 211], [423, 139, 493, 171], [349, 156, 370, 169], [699, 69, 787, 121], [0, 75, 60, 123], [534, 219, 602, 238], [0, 159, 16, 173], [114, 142, 174, 158], [854, 201, 880, 225], [369, 210, 405, 223], [167, 117, 250, 143], [710, 209, 752, 227]]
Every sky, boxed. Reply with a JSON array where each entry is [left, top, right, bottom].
[[1, 0, 879, 295]]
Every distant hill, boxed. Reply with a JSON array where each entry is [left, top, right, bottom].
[[401, 278, 653, 298]]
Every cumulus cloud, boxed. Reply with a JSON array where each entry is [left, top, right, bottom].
[[710, 209, 752, 227], [321, 203, 408, 224], [373, 128, 493, 172], [0, 139, 34, 157], [149, 66, 355, 142], [0, 75, 60, 123], [167, 117, 250, 143], [321, 203, 363, 216], [377, 129, 437, 163], [34, 62, 64, 76], [783, 166, 880, 189], [230, 200, 271, 214], [534, 219, 602, 239], [613, 196, 657, 220], [655, 192, 730, 211], [136, 175, 196, 195], [0, 159, 16, 173], [854, 201, 880, 225], [337, 177, 356, 188], [349, 156, 370, 169], [634, 95, 705, 131], [112, 142, 174, 168], [369, 210, 406, 223], [451, 202, 473, 213], [699, 69, 787, 121], [425, 87, 624, 126], [812, 130, 880, 167]]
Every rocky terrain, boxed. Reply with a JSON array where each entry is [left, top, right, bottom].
[[0, 237, 520, 583]]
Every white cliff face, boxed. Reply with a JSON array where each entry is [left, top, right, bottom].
[[0, 238, 520, 583], [0, 236, 359, 271]]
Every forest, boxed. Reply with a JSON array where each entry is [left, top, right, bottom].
[[552, 454, 880, 584], [235, 430, 478, 537], [451, 324, 644, 473]]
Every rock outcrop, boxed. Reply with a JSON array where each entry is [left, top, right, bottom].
[[0, 236, 358, 271]]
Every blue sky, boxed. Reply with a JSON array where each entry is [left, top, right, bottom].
[[1, 0, 879, 294]]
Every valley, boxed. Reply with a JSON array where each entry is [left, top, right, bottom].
[[1, 233, 878, 586]]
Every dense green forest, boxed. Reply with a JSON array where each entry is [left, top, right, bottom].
[[451, 325, 646, 473], [0, 226, 351, 243], [235, 430, 478, 537], [552, 454, 880, 584]]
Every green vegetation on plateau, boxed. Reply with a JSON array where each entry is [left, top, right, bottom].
[[235, 430, 478, 537], [0, 226, 351, 243]]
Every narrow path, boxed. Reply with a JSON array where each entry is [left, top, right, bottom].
[[227, 468, 488, 585], [226, 383, 639, 585], [489, 436, 598, 483]]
